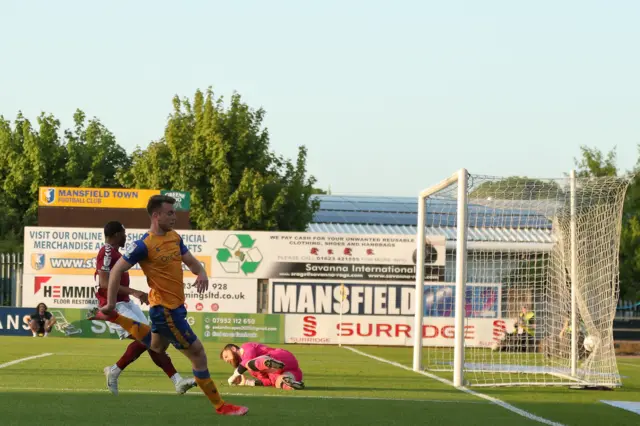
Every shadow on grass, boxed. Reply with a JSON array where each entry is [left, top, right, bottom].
[[3, 390, 640, 426], [302, 385, 464, 394], [0, 390, 571, 426]]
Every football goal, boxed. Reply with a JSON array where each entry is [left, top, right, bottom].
[[412, 168, 631, 388]]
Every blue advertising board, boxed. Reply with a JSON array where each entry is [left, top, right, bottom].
[[0, 307, 34, 336]]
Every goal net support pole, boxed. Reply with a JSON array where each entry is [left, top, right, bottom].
[[570, 169, 578, 378], [413, 168, 469, 388], [453, 170, 469, 387]]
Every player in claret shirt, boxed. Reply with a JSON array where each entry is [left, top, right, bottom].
[[89, 196, 248, 416], [94, 221, 197, 396], [220, 342, 305, 390]]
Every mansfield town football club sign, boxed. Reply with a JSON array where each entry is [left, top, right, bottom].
[[39, 187, 191, 211]]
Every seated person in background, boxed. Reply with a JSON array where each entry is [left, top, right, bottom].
[[27, 303, 56, 337]]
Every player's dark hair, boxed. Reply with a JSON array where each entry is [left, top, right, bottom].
[[36, 302, 47, 311], [219, 343, 240, 359], [146, 195, 176, 215], [104, 221, 125, 238]]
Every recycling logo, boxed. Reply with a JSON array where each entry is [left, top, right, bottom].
[[216, 234, 263, 275]]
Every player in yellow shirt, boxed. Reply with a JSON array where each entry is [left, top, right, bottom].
[[93, 194, 248, 416]]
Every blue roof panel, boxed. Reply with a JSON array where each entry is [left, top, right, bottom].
[[307, 223, 554, 244], [311, 195, 552, 230]]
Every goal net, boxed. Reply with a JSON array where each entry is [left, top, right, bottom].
[[413, 169, 631, 388]]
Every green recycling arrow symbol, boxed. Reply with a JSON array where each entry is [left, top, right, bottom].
[[241, 261, 260, 274], [216, 248, 232, 262], [236, 234, 255, 248], [216, 233, 261, 275]]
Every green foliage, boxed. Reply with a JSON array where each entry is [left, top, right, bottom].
[[470, 176, 562, 200], [0, 88, 321, 249], [574, 145, 618, 177], [0, 112, 68, 241], [573, 145, 640, 302], [620, 215, 640, 301], [0, 237, 22, 253], [470, 145, 639, 303], [64, 109, 130, 188], [122, 88, 320, 231], [311, 186, 331, 195], [620, 150, 640, 302]]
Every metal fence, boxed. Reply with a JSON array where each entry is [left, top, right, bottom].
[[0, 253, 23, 307]]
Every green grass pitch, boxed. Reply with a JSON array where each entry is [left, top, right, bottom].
[[0, 336, 639, 425]]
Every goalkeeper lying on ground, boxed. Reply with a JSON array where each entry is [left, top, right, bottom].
[[220, 342, 305, 390]]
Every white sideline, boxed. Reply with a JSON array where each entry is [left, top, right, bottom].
[[344, 346, 565, 426], [0, 353, 53, 369], [0, 386, 486, 404]]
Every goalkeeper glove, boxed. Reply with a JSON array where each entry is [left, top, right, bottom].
[[227, 370, 242, 386], [227, 374, 255, 386]]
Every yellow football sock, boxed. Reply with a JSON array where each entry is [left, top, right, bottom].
[[194, 370, 225, 410]]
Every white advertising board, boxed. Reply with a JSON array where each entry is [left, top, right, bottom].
[[22, 274, 258, 313], [24, 227, 446, 282], [284, 314, 505, 348]]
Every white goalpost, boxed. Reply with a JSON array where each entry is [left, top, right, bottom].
[[413, 168, 631, 388]]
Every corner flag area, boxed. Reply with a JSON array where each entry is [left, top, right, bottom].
[[1, 337, 639, 425]]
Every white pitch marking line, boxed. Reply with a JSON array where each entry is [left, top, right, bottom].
[[0, 353, 53, 369], [0, 386, 487, 404], [343, 346, 565, 426]]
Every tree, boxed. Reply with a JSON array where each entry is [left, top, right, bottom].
[[123, 87, 320, 231], [619, 149, 640, 302], [0, 114, 25, 248], [116, 140, 172, 190], [64, 109, 130, 188], [0, 109, 129, 250], [0, 112, 68, 248], [574, 145, 618, 178], [0, 88, 321, 251], [0, 86, 324, 253], [311, 186, 331, 195], [470, 176, 562, 200], [573, 145, 640, 301]]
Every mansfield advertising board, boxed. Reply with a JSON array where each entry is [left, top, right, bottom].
[[269, 279, 501, 318]]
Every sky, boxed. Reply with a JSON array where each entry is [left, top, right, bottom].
[[1, 1, 639, 197]]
